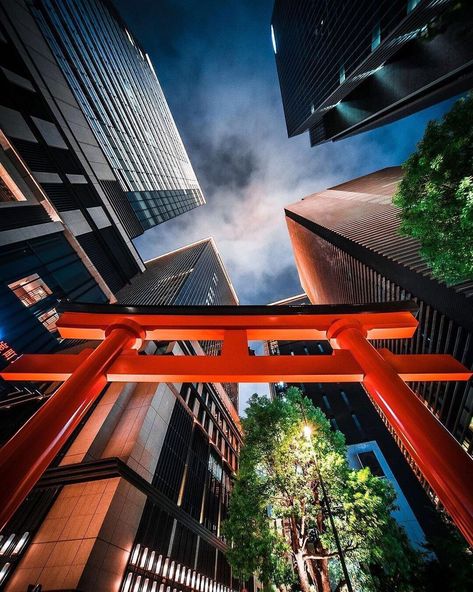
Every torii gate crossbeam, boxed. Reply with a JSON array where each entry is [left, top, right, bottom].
[[0, 302, 472, 546]]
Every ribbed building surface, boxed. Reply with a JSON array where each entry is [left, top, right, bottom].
[[271, 0, 473, 145], [31, 0, 205, 233], [285, 168, 473, 466], [118, 239, 239, 308], [117, 238, 240, 410]]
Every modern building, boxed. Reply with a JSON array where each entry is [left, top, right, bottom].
[[271, 0, 473, 146], [0, 0, 145, 289], [0, 312, 243, 591], [267, 294, 433, 546], [284, 168, 473, 499], [117, 239, 239, 309], [0, 0, 209, 416], [0, 123, 123, 438], [30, 0, 205, 233], [118, 238, 240, 410]]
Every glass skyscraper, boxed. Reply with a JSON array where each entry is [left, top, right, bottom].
[[117, 238, 239, 308], [32, 0, 205, 233], [272, 0, 473, 145], [118, 238, 240, 409]]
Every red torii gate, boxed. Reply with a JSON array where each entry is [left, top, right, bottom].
[[1, 302, 472, 546]]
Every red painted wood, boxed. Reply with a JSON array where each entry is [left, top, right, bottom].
[[0, 322, 142, 530], [329, 320, 473, 547]]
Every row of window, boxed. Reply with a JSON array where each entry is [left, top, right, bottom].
[[122, 544, 238, 592]]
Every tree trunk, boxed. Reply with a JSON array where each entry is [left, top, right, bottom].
[[294, 550, 312, 592], [316, 557, 331, 592]]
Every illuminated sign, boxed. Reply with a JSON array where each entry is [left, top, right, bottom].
[[0, 340, 18, 363]]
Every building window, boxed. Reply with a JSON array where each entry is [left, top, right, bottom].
[[322, 395, 331, 411], [271, 24, 277, 54], [330, 418, 339, 431], [317, 343, 325, 353], [339, 64, 346, 84], [407, 0, 420, 13], [340, 390, 350, 406], [372, 23, 381, 51], [37, 308, 59, 333], [358, 451, 385, 477], [351, 413, 365, 437], [8, 273, 52, 307]]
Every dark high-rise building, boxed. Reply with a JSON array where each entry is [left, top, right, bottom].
[[267, 293, 434, 546], [0, 125, 123, 438], [117, 239, 239, 309], [271, 0, 473, 146], [118, 238, 240, 410], [30, 0, 205, 232], [0, 0, 209, 408], [0, 0, 146, 293], [284, 168, 473, 497]]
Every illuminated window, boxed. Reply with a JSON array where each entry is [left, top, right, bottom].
[[339, 64, 346, 84], [8, 273, 52, 307], [271, 25, 277, 54], [372, 23, 381, 51], [37, 309, 59, 333]]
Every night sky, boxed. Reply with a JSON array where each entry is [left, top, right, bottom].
[[114, 0, 457, 410]]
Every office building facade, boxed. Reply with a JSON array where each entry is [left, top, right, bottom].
[[267, 294, 432, 546], [271, 0, 473, 145], [30, 0, 205, 233], [285, 169, 473, 499], [118, 238, 240, 410]]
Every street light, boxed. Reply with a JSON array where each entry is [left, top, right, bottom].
[[303, 424, 313, 440], [300, 418, 354, 592]]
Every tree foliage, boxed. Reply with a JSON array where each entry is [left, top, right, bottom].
[[223, 388, 422, 592], [393, 92, 473, 284]]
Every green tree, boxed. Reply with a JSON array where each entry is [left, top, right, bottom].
[[393, 93, 473, 284], [223, 388, 422, 592]]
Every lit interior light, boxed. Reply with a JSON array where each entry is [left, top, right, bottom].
[[0, 534, 14, 555], [12, 532, 29, 555], [155, 554, 162, 574], [133, 576, 142, 592], [271, 25, 277, 54], [140, 547, 148, 568], [130, 544, 140, 565], [148, 550, 155, 571], [0, 563, 11, 585], [123, 573, 133, 592], [162, 558, 169, 578]]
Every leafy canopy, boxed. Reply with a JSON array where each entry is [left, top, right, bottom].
[[223, 388, 422, 592], [393, 92, 473, 283]]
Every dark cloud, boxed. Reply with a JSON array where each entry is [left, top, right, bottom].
[[192, 133, 259, 194]]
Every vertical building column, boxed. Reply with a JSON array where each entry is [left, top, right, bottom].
[[0, 320, 144, 529], [327, 319, 473, 546]]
